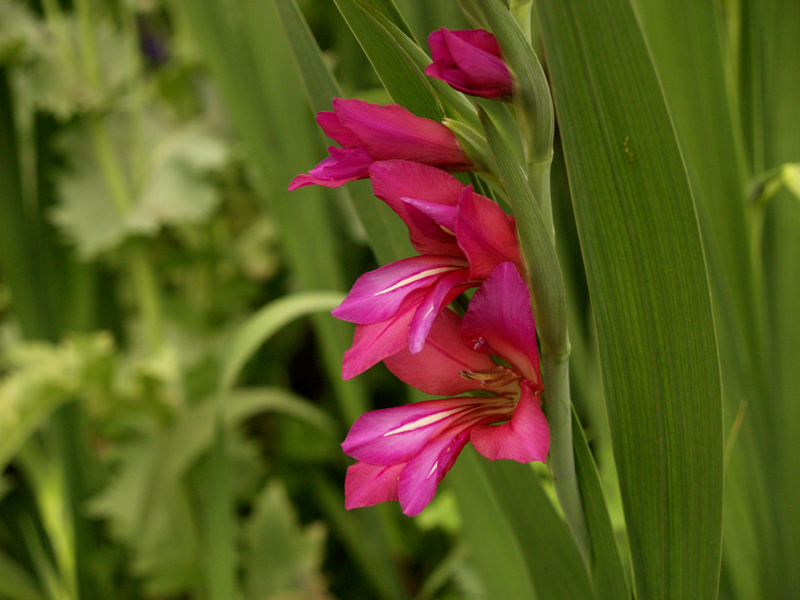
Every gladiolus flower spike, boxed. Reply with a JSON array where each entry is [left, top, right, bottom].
[[342, 263, 549, 516], [333, 160, 523, 379], [288, 99, 475, 190], [425, 28, 513, 100]]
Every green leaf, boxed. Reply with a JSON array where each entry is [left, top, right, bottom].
[[172, 0, 372, 426], [572, 410, 629, 600], [534, 1, 724, 599], [743, 2, 800, 596], [0, 334, 114, 473], [51, 119, 230, 259], [219, 291, 344, 393], [481, 460, 594, 600], [333, 0, 442, 120], [242, 481, 330, 599], [0, 549, 45, 600], [313, 474, 412, 600], [447, 451, 537, 600], [348, 0, 481, 128], [223, 387, 338, 436]]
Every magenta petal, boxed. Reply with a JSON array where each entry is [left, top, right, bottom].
[[333, 256, 468, 325], [288, 146, 373, 190], [455, 187, 522, 280], [316, 111, 360, 147], [344, 461, 404, 509], [427, 29, 511, 99], [444, 29, 503, 56], [342, 397, 476, 464], [288, 173, 361, 190], [402, 201, 458, 247], [402, 197, 458, 234], [332, 99, 472, 169], [427, 29, 450, 63], [384, 309, 496, 395], [341, 308, 415, 380], [397, 426, 471, 516], [407, 269, 471, 353], [461, 263, 541, 383], [311, 146, 373, 179], [441, 29, 512, 98], [470, 381, 549, 462], [369, 161, 467, 255]]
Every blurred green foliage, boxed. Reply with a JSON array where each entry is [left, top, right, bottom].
[[1, 0, 799, 599]]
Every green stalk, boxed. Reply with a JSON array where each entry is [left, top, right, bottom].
[[477, 0, 590, 562], [540, 352, 588, 565], [479, 108, 590, 564], [73, 0, 164, 352]]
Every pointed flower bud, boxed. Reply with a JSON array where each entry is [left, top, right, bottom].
[[425, 28, 513, 100]]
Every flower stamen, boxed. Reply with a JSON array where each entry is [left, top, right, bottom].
[[459, 366, 520, 389]]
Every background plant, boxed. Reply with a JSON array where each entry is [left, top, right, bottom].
[[0, 0, 798, 599]]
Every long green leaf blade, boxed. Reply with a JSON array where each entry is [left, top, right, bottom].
[[572, 410, 629, 600], [534, 1, 724, 598], [482, 460, 594, 600], [333, 0, 441, 120]]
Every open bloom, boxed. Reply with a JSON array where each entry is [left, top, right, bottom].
[[288, 98, 475, 190], [342, 263, 548, 516], [332, 160, 522, 379], [425, 29, 513, 99]]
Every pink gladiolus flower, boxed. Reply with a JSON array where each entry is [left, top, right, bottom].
[[342, 263, 548, 516], [288, 99, 475, 190], [332, 160, 523, 379], [425, 29, 513, 99]]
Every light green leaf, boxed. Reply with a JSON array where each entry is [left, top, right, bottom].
[[439, 450, 537, 600], [535, 1, 724, 599], [51, 119, 230, 259], [736, 1, 800, 596], [0, 334, 114, 473], [242, 481, 330, 600], [0, 549, 45, 600], [572, 410, 629, 600], [219, 292, 344, 393], [481, 460, 594, 600], [223, 387, 338, 436]]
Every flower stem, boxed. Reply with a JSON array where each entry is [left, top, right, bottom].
[[541, 350, 590, 565], [523, 127, 589, 564], [75, 0, 164, 352]]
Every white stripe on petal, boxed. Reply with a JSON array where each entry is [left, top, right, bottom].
[[383, 406, 466, 436], [427, 461, 439, 479], [374, 264, 465, 296]]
